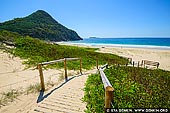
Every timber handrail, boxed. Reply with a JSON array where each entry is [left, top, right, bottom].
[[41, 59, 64, 65], [141, 60, 160, 68], [38, 58, 82, 91], [99, 64, 114, 110], [65, 58, 80, 61]]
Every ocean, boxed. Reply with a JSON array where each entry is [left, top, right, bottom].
[[69, 38, 170, 49]]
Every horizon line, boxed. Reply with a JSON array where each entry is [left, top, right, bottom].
[[85, 37, 170, 39]]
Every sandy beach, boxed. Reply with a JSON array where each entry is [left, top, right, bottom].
[[98, 46, 170, 71], [58, 42, 170, 71]]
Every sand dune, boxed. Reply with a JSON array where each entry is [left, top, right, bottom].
[[0, 51, 65, 93]]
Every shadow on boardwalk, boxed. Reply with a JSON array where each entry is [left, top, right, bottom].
[[37, 73, 83, 103]]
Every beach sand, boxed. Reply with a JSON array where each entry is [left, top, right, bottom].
[[0, 50, 65, 93], [58, 42, 170, 71], [98, 46, 170, 71]]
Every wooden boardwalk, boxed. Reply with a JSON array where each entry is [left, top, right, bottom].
[[29, 69, 96, 113]]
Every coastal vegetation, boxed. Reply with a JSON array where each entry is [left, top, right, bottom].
[[0, 10, 82, 41], [0, 30, 127, 70], [83, 65, 170, 112], [14, 37, 127, 69], [0, 30, 22, 42]]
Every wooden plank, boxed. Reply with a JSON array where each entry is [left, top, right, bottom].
[[142, 60, 159, 68], [40, 58, 80, 65], [145, 62, 159, 66], [99, 67, 113, 89], [65, 58, 80, 61], [37, 64, 45, 91], [41, 59, 64, 65]]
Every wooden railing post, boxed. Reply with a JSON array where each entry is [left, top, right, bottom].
[[157, 63, 159, 68], [133, 61, 135, 67], [141, 60, 143, 67], [105, 86, 114, 109], [137, 61, 140, 67], [96, 58, 99, 69], [64, 58, 68, 81], [80, 58, 82, 74], [38, 64, 45, 91]]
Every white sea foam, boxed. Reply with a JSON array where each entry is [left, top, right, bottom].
[[62, 42, 170, 50]]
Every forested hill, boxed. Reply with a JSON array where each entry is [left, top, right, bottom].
[[0, 10, 82, 41]]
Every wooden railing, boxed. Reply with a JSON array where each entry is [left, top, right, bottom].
[[141, 60, 160, 69], [99, 64, 114, 110], [38, 58, 82, 91], [122, 58, 160, 69]]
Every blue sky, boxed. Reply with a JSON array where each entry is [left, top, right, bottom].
[[0, 0, 170, 38]]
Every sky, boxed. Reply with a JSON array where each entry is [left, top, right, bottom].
[[0, 0, 170, 38]]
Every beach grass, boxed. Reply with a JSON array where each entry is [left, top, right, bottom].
[[0, 83, 41, 107], [0, 89, 20, 108], [26, 83, 41, 94]]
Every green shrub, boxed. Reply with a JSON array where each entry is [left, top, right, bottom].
[[83, 66, 170, 112], [13, 36, 127, 69], [83, 74, 105, 113]]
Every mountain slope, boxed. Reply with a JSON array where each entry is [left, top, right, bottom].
[[0, 10, 82, 41]]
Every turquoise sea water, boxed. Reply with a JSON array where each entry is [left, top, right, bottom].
[[69, 38, 170, 49]]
